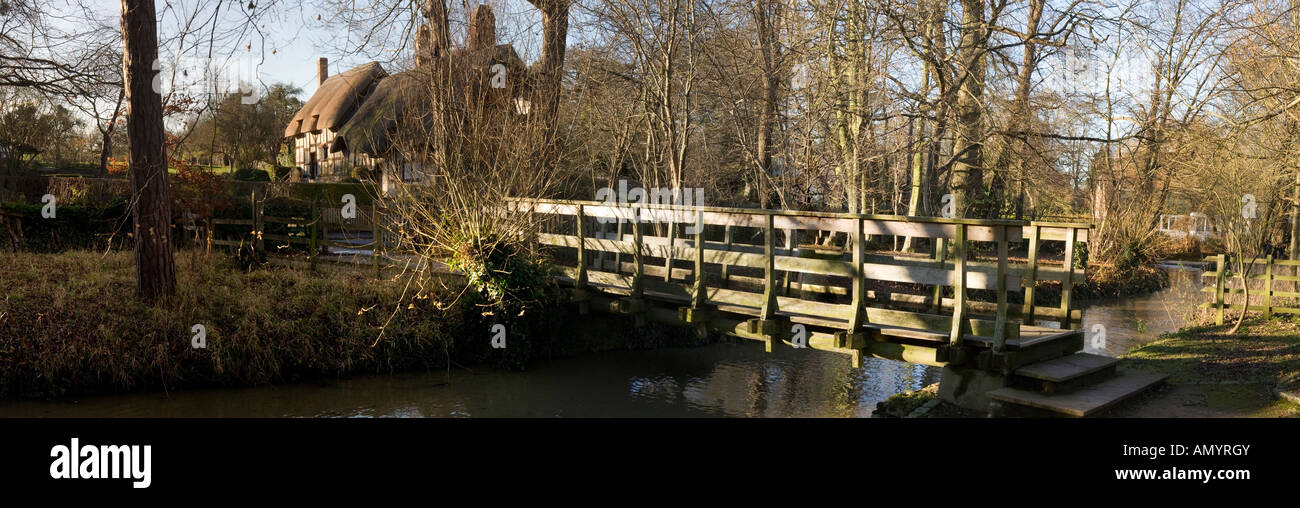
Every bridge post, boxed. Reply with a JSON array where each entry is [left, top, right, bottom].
[[575, 204, 588, 289], [573, 204, 591, 314], [631, 206, 644, 299], [761, 213, 778, 320], [993, 225, 1010, 354], [940, 223, 969, 364], [721, 225, 733, 288], [1022, 225, 1041, 323], [1060, 227, 1077, 329], [837, 217, 868, 354], [619, 205, 647, 326], [931, 237, 947, 313], [746, 211, 787, 352], [680, 209, 713, 339], [614, 218, 624, 273], [993, 224, 1013, 371], [664, 220, 676, 282], [782, 228, 794, 295]]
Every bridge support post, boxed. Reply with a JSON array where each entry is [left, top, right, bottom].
[[938, 223, 970, 365], [619, 206, 648, 327], [679, 210, 713, 340], [931, 237, 947, 313], [747, 212, 788, 352], [781, 228, 794, 296], [1022, 225, 1041, 324], [993, 225, 1010, 355], [573, 204, 591, 315], [721, 225, 733, 288], [837, 217, 868, 350], [664, 220, 676, 282], [1060, 227, 1078, 329]]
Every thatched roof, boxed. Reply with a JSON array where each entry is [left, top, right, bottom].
[[328, 44, 529, 158], [329, 70, 428, 157], [283, 62, 388, 138]]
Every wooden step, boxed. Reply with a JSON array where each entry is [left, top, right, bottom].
[[1013, 352, 1118, 394], [987, 368, 1168, 417]]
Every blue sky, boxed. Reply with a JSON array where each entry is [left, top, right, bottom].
[[50, 0, 548, 110]]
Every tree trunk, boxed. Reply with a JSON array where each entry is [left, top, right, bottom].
[[99, 88, 125, 175], [121, 0, 176, 301], [950, 0, 986, 219], [754, 0, 779, 197], [529, 0, 570, 171], [1009, 0, 1043, 220]]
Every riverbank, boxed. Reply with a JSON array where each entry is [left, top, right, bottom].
[[0, 250, 706, 399], [880, 314, 1300, 417], [1117, 315, 1300, 417]]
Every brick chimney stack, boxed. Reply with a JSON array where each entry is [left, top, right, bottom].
[[468, 5, 496, 51], [317, 57, 329, 86]]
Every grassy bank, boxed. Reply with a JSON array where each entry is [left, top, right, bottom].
[[0, 250, 708, 399], [878, 315, 1300, 417], [1123, 315, 1300, 392], [1113, 315, 1300, 417], [0, 251, 463, 398]]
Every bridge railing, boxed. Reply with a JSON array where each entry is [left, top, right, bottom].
[[509, 198, 1090, 364]]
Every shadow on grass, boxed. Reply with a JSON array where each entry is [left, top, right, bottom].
[[1122, 316, 1300, 390]]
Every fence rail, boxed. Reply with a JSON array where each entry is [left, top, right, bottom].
[[1200, 254, 1300, 323], [191, 193, 387, 276]]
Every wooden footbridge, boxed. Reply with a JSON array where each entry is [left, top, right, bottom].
[[186, 187, 1167, 416], [513, 198, 1168, 416]]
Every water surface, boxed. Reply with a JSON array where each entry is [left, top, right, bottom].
[[0, 269, 1201, 418]]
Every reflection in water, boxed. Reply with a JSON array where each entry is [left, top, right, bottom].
[[0, 269, 1196, 418], [1079, 268, 1204, 356], [0, 343, 938, 418]]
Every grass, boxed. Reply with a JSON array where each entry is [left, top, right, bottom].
[[0, 250, 472, 398], [0, 249, 708, 400], [1123, 314, 1300, 391], [874, 384, 938, 417]]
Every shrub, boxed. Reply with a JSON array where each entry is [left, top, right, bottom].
[[232, 167, 271, 182], [0, 199, 131, 252], [445, 233, 558, 368]]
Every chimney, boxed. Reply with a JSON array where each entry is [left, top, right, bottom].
[[468, 5, 496, 51], [317, 57, 329, 86]]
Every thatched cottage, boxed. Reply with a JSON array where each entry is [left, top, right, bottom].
[[283, 5, 529, 192]]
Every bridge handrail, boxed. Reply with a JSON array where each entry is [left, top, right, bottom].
[[505, 197, 1092, 229]]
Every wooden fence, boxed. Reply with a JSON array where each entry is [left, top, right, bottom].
[[1200, 254, 1300, 324], [189, 193, 388, 276]]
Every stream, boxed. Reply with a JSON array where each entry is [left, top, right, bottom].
[[0, 268, 1203, 418]]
